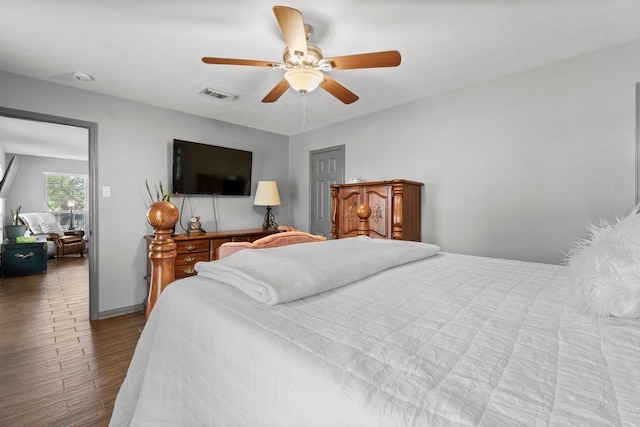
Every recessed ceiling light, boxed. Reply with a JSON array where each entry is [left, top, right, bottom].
[[71, 71, 93, 82]]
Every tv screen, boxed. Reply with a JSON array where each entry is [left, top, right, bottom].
[[172, 139, 252, 196]]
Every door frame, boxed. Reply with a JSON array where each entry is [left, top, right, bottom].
[[0, 106, 99, 320], [309, 144, 345, 236], [636, 82, 640, 205]]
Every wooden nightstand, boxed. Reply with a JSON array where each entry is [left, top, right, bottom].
[[1, 237, 48, 277]]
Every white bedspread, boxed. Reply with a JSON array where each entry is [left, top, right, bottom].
[[111, 252, 640, 426]]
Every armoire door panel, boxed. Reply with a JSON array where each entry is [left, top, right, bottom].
[[338, 189, 362, 237], [364, 186, 391, 238]]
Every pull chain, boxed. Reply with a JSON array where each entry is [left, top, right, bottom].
[[301, 93, 307, 132]]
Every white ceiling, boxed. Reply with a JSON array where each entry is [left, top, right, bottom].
[[1, 1, 640, 155], [0, 116, 88, 161]]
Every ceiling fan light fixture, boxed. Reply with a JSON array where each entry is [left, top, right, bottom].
[[285, 68, 324, 93], [202, 6, 400, 104]]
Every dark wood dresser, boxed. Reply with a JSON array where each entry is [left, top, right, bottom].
[[331, 179, 423, 241]]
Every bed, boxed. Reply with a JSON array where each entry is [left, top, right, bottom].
[[111, 203, 640, 426]]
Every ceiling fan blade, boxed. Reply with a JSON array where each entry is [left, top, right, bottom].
[[272, 6, 308, 61], [202, 57, 280, 68], [262, 78, 290, 103], [319, 75, 359, 104], [323, 50, 401, 70]]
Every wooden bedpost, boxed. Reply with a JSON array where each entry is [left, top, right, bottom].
[[146, 200, 179, 319], [355, 203, 371, 237]]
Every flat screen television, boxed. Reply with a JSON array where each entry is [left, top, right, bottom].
[[172, 139, 252, 196]]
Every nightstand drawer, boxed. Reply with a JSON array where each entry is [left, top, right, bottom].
[[176, 240, 209, 254], [175, 252, 209, 267], [175, 265, 199, 279]]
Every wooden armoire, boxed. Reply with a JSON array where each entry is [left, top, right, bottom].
[[331, 179, 423, 241]]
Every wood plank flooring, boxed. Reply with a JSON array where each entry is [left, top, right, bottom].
[[0, 256, 145, 426]]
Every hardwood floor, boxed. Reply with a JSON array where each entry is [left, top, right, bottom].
[[0, 256, 145, 426]]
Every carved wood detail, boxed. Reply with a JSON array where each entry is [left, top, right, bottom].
[[392, 183, 404, 240], [370, 203, 383, 224]]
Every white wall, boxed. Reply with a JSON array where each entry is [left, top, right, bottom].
[[4, 154, 88, 221], [290, 39, 640, 264], [0, 71, 289, 315]]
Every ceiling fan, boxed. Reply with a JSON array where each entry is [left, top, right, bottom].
[[202, 5, 401, 104]]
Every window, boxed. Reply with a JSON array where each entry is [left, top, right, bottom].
[[44, 173, 87, 230]]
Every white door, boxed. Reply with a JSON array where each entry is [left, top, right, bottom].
[[309, 145, 345, 238]]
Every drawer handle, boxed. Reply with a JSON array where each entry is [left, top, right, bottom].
[[185, 244, 197, 251], [183, 267, 195, 275], [184, 256, 196, 263], [15, 252, 34, 259]]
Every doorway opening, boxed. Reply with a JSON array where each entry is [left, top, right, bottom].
[[0, 106, 98, 320]]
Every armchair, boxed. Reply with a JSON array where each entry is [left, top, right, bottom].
[[18, 212, 86, 258]]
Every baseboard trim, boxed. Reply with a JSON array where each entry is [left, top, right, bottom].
[[98, 303, 144, 320]]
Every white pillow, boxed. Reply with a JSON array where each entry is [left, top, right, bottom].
[[18, 213, 44, 234], [18, 212, 59, 234], [566, 208, 640, 318], [40, 221, 66, 236]]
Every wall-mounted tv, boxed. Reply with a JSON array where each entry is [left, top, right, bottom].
[[172, 139, 252, 196]]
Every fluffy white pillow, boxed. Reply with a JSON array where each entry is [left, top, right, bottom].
[[18, 213, 44, 234], [566, 208, 640, 318], [40, 221, 66, 236]]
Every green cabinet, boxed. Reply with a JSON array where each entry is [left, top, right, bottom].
[[1, 238, 48, 277]]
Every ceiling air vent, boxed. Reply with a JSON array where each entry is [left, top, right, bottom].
[[198, 87, 238, 101]]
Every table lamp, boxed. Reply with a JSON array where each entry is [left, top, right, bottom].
[[254, 181, 281, 230], [67, 200, 76, 230]]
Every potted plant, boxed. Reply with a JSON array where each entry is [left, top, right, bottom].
[[5, 205, 27, 240], [145, 180, 171, 205]]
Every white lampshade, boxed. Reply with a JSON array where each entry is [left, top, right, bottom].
[[285, 68, 324, 93], [254, 181, 281, 206]]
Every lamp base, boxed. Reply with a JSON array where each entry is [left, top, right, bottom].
[[262, 206, 278, 231]]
